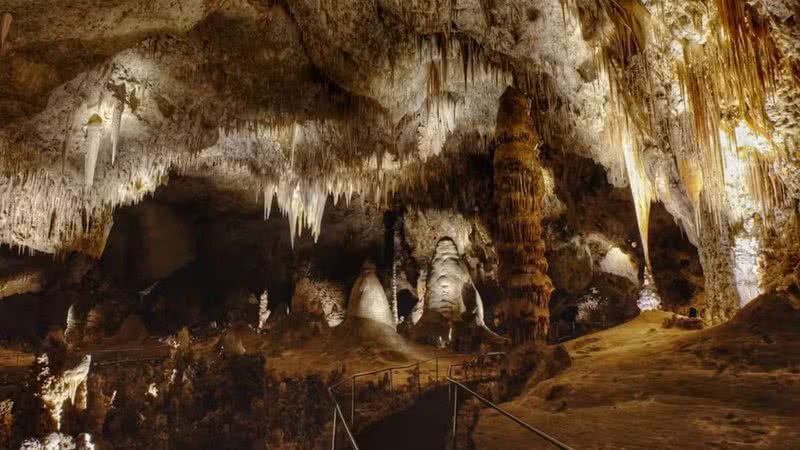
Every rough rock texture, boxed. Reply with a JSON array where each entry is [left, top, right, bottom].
[[493, 87, 553, 343], [291, 277, 347, 327], [0, 0, 798, 340], [547, 239, 594, 295]]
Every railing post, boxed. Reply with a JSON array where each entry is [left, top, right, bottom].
[[435, 358, 439, 384], [351, 378, 355, 430], [452, 385, 458, 449], [331, 407, 338, 450]]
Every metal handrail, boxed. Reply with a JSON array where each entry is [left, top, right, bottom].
[[330, 352, 473, 392], [446, 376, 574, 450], [328, 386, 360, 450], [329, 353, 474, 430], [446, 351, 505, 380], [328, 352, 492, 449]]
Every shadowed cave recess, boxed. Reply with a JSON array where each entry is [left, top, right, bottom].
[[1, 0, 799, 449]]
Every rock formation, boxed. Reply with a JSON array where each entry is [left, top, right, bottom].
[[422, 237, 506, 343], [0, 0, 799, 447], [38, 355, 91, 431], [291, 277, 347, 328], [257, 290, 271, 332], [347, 260, 395, 329], [493, 87, 554, 344]]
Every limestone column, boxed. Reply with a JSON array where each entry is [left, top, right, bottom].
[[493, 87, 553, 344]]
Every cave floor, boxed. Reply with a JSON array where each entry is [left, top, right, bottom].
[[473, 311, 800, 450], [0, 319, 456, 385]]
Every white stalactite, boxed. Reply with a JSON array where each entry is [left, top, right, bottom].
[[263, 184, 275, 220], [84, 114, 104, 189], [110, 100, 124, 166]]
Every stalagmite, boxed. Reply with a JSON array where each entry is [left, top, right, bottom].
[[637, 268, 662, 311], [348, 260, 395, 329], [84, 114, 104, 189], [64, 304, 84, 350], [110, 100, 124, 166], [493, 87, 553, 344], [257, 290, 271, 332], [390, 220, 401, 325], [39, 354, 92, 430], [411, 269, 426, 325], [0, 12, 11, 54], [0, 400, 11, 449], [422, 237, 506, 343]]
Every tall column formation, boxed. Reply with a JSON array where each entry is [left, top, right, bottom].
[[493, 87, 553, 344]]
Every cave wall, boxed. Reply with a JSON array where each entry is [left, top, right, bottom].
[[102, 200, 197, 287]]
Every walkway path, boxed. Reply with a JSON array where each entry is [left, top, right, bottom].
[[355, 385, 451, 450]]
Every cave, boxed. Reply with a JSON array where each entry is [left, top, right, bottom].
[[1, 1, 800, 449]]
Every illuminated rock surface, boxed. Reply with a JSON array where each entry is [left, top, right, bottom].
[[0, 0, 799, 448], [347, 260, 396, 328]]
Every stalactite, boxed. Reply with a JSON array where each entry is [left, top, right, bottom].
[[110, 100, 124, 166], [493, 87, 553, 344], [560, 0, 789, 252], [558, 0, 658, 264], [263, 184, 275, 220], [64, 304, 84, 350], [742, 149, 788, 228], [670, 0, 786, 231], [0, 148, 177, 256], [84, 114, 104, 189], [417, 31, 513, 108], [608, 98, 655, 269]]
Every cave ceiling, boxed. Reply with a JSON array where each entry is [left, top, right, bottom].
[[0, 0, 799, 261]]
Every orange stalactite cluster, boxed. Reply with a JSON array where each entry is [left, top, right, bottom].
[[672, 0, 786, 230], [559, 0, 795, 256]]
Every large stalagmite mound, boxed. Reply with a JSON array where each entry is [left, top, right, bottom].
[[347, 261, 396, 329]]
